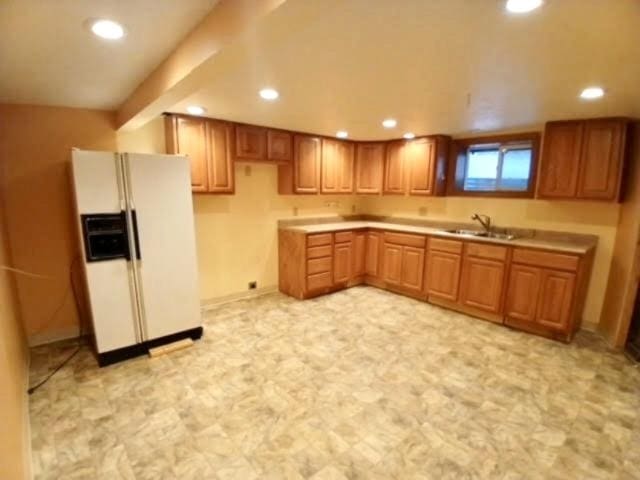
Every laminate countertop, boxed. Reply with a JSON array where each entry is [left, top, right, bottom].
[[280, 221, 597, 255]]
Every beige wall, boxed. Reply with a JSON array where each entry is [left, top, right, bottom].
[[0, 104, 117, 344], [118, 119, 618, 328], [0, 197, 30, 479]]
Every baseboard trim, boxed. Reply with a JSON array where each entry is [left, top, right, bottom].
[[28, 326, 81, 347], [200, 286, 278, 311]]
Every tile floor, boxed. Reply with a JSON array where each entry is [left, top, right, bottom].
[[29, 286, 640, 479]]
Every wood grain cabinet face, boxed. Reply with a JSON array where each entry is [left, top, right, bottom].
[[168, 116, 209, 192], [505, 265, 542, 323], [536, 270, 576, 330], [538, 122, 583, 198], [459, 256, 505, 314], [407, 138, 436, 196], [207, 121, 234, 193], [401, 246, 425, 292], [321, 139, 354, 193], [577, 120, 625, 200], [355, 143, 385, 194], [334, 241, 352, 285], [383, 141, 406, 194], [353, 232, 366, 278], [383, 243, 403, 285], [365, 232, 381, 277], [294, 135, 322, 193], [235, 125, 266, 161], [267, 130, 292, 162], [426, 250, 461, 301]]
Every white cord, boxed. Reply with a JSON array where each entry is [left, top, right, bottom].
[[0, 265, 54, 279]]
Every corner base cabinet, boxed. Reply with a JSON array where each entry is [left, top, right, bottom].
[[279, 226, 595, 343]]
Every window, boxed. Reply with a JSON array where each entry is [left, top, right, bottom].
[[448, 133, 540, 198]]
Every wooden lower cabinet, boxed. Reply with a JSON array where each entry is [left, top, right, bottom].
[[279, 229, 593, 342]]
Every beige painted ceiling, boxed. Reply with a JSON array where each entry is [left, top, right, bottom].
[[168, 0, 640, 139], [0, 0, 218, 109]]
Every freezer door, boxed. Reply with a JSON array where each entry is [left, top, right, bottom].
[[123, 153, 202, 340], [71, 150, 141, 352]]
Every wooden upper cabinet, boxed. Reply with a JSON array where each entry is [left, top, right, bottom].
[[321, 139, 354, 193], [576, 119, 626, 200], [206, 120, 235, 193], [355, 143, 385, 194], [365, 232, 381, 277], [407, 136, 449, 196], [235, 125, 266, 161], [459, 256, 505, 314], [293, 135, 322, 194], [383, 141, 406, 194], [267, 130, 292, 163], [165, 115, 209, 192], [538, 121, 583, 198], [426, 250, 462, 302], [538, 118, 628, 201]]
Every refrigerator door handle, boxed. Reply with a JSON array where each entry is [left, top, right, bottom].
[[131, 210, 142, 260], [121, 210, 132, 262]]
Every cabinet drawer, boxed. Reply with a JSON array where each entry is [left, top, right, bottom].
[[307, 257, 331, 275], [307, 233, 332, 247], [430, 238, 463, 254], [307, 245, 332, 259], [466, 242, 508, 261], [512, 248, 579, 272], [307, 272, 332, 290], [383, 232, 426, 248], [334, 231, 353, 244]]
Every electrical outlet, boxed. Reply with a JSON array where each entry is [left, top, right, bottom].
[[248, 281, 257, 290], [351, 204, 356, 213], [418, 206, 428, 216], [293, 206, 299, 216], [244, 165, 252, 177]]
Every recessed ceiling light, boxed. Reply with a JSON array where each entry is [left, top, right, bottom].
[[336, 131, 349, 139], [259, 88, 279, 101], [187, 105, 206, 115], [382, 118, 397, 129], [403, 132, 415, 140], [580, 86, 605, 100], [505, 0, 543, 13], [90, 19, 125, 40]]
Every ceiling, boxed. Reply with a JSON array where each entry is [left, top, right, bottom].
[[169, 0, 640, 139], [0, 0, 218, 109]]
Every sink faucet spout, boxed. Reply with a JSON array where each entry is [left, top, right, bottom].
[[471, 213, 492, 233]]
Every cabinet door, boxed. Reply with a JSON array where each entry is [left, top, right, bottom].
[[401, 246, 425, 292], [407, 137, 436, 196], [321, 139, 340, 193], [353, 232, 366, 278], [207, 121, 234, 193], [171, 116, 208, 192], [235, 125, 266, 161], [576, 119, 625, 200], [383, 243, 402, 285], [536, 270, 576, 331], [294, 135, 321, 193], [504, 264, 542, 323], [334, 242, 352, 285], [459, 256, 505, 313], [355, 143, 385, 194], [337, 142, 355, 193], [426, 251, 461, 301], [365, 232, 381, 277], [267, 130, 292, 162], [383, 141, 405, 194], [537, 121, 583, 198]]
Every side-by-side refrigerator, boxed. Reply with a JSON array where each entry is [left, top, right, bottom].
[[71, 150, 202, 366]]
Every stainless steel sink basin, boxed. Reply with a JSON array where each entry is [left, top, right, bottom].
[[441, 229, 516, 241]]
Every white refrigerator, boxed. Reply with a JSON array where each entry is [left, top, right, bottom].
[[71, 149, 202, 366]]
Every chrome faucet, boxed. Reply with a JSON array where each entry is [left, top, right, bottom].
[[471, 213, 491, 233]]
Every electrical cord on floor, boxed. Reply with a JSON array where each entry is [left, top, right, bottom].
[[26, 256, 86, 395]]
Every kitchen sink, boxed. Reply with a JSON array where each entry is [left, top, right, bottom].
[[441, 229, 516, 241]]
